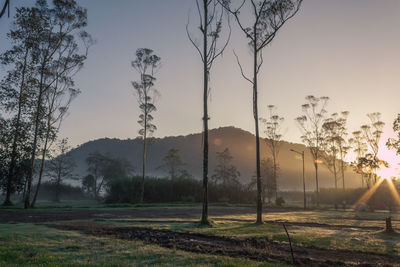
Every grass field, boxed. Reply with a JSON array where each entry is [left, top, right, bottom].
[[1, 202, 400, 266], [0, 223, 287, 267]]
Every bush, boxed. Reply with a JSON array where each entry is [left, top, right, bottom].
[[275, 197, 285, 206]]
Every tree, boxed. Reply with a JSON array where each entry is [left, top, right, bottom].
[[260, 105, 283, 201], [249, 158, 274, 203], [349, 130, 368, 187], [159, 148, 184, 180], [220, 0, 302, 223], [361, 112, 386, 184], [387, 114, 400, 155], [321, 111, 349, 190], [0, 5, 40, 206], [211, 148, 240, 187], [131, 48, 161, 203], [23, 0, 90, 209], [296, 95, 329, 206], [45, 138, 75, 202], [186, 0, 230, 225]]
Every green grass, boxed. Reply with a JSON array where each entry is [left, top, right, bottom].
[[0, 223, 287, 267], [96, 209, 400, 255]]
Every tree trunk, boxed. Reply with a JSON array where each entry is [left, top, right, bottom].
[[31, 119, 51, 208], [254, 40, 262, 224], [314, 161, 319, 206], [3, 48, 29, 206], [140, 96, 148, 203], [200, 0, 209, 225], [25, 63, 46, 209]]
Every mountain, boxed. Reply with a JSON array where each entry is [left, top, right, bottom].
[[67, 126, 361, 191]]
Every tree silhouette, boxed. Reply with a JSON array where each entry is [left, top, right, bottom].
[[387, 114, 400, 156], [159, 148, 184, 180], [220, 0, 302, 223], [45, 138, 76, 202], [0, 5, 40, 206], [260, 105, 283, 201], [349, 130, 368, 187], [360, 112, 386, 184], [211, 148, 240, 187], [322, 111, 349, 190], [131, 48, 161, 203], [296, 95, 329, 206], [186, 0, 230, 224]]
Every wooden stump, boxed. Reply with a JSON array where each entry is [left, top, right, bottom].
[[386, 217, 394, 233]]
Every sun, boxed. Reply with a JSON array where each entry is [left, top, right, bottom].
[[376, 167, 398, 181]]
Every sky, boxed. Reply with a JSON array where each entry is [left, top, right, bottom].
[[1, 0, 400, 174]]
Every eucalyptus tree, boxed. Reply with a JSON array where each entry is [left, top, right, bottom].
[[260, 105, 283, 200], [30, 32, 90, 208], [322, 111, 349, 190], [296, 95, 329, 206], [186, 0, 230, 224], [45, 138, 75, 202], [131, 48, 161, 203], [387, 114, 400, 156], [219, 0, 302, 223], [361, 112, 386, 184], [349, 130, 368, 187], [20, 0, 89, 209], [0, 5, 41, 206]]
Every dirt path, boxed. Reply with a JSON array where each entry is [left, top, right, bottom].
[[47, 222, 400, 267]]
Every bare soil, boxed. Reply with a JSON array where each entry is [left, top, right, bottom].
[[47, 221, 400, 267]]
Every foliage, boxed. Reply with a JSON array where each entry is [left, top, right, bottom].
[[211, 148, 240, 187], [387, 114, 400, 155], [105, 175, 253, 204], [249, 158, 276, 203], [158, 148, 185, 180]]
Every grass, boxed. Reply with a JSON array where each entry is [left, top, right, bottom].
[[0, 223, 288, 267], [95, 209, 400, 255]]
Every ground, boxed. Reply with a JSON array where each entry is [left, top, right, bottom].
[[1, 201, 400, 266]]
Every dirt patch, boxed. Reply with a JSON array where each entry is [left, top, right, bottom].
[[47, 221, 400, 266]]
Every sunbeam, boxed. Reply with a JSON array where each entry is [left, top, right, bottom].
[[353, 179, 384, 209]]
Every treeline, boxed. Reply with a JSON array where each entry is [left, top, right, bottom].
[[105, 176, 254, 204]]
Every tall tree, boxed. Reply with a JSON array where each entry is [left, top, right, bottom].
[[45, 138, 75, 202], [220, 0, 302, 223], [24, 0, 89, 209], [211, 148, 240, 187], [322, 111, 349, 190], [260, 105, 283, 200], [131, 48, 161, 203], [349, 130, 368, 187], [186, 0, 230, 224], [387, 114, 400, 156], [0, 6, 40, 206], [361, 112, 386, 184], [296, 95, 329, 206]]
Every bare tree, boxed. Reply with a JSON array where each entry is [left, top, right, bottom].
[[260, 105, 283, 201], [45, 138, 75, 202], [186, 0, 230, 224], [220, 0, 302, 223], [296, 95, 329, 206], [131, 48, 161, 203]]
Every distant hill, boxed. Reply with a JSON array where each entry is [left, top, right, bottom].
[[67, 126, 361, 191]]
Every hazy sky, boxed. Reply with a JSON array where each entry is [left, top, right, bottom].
[[1, 0, 400, 170]]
